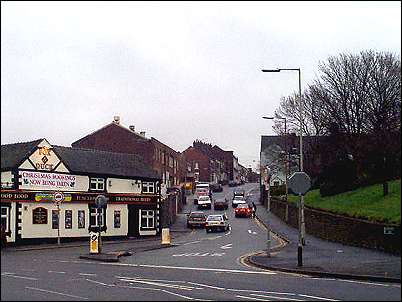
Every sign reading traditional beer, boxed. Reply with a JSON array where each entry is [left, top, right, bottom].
[[33, 207, 48, 224]]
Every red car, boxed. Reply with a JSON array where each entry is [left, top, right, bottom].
[[234, 203, 252, 218]]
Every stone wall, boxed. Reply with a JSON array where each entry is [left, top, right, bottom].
[[270, 197, 401, 255]]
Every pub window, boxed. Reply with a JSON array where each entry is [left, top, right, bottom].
[[140, 210, 154, 229], [1, 207, 10, 232], [32, 207, 48, 224], [142, 181, 155, 194], [78, 210, 85, 229], [90, 178, 105, 191], [114, 210, 121, 228], [65, 210, 72, 229], [90, 208, 104, 227]]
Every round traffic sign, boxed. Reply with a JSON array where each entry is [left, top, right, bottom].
[[95, 195, 107, 208], [288, 172, 311, 195], [53, 192, 64, 202]]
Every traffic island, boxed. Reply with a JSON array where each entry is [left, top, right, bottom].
[[79, 253, 121, 262]]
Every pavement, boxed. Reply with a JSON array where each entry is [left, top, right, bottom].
[[248, 200, 401, 283]]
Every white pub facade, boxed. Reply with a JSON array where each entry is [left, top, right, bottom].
[[1, 138, 161, 245]]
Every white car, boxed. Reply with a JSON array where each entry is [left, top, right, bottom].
[[205, 214, 230, 233], [197, 195, 212, 210], [232, 196, 247, 208]]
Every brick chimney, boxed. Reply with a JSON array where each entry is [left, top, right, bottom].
[[113, 116, 120, 124]]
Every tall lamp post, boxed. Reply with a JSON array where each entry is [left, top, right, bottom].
[[262, 68, 306, 266], [262, 115, 288, 202]]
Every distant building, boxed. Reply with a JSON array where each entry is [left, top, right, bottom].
[[71, 116, 183, 193]]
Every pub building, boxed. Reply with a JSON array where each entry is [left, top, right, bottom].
[[1, 138, 161, 245]]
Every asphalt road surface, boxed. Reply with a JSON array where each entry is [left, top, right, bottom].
[[1, 183, 400, 301]]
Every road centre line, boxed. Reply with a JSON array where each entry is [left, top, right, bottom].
[[25, 286, 88, 300], [119, 278, 200, 290], [236, 295, 269, 301], [183, 241, 201, 245], [250, 293, 305, 301], [1, 273, 38, 281], [79, 273, 97, 277], [48, 270, 66, 274], [99, 262, 276, 275]]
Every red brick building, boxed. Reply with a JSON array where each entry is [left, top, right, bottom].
[[182, 146, 211, 183], [71, 117, 182, 189]]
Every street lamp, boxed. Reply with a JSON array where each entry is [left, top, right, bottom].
[[262, 68, 305, 267]]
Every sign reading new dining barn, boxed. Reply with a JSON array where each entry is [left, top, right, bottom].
[[19, 171, 89, 191]]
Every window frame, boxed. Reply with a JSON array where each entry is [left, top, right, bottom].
[[140, 210, 155, 229], [142, 181, 155, 194], [90, 178, 105, 191]]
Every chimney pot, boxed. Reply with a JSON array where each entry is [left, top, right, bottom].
[[129, 125, 135, 132], [113, 116, 120, 124], [140, 131, 146, 137]]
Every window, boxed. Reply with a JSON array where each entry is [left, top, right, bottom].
[[142, 181, 155, 194], [114, 210, 121, 228], [78, 210, 85, 229], [194, 162, 199, 170], [90, 208, 104, 227], [169, 156, 174, 168], [90, 178, 104, 191], [1, 207, 9, 232], [141, 210, 154, 229], [52, 210, 59, 229], [65, 210, 72, 229]]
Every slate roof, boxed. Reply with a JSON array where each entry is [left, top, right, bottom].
[[1, 139, 44, 170], [1, 139, 159, 179], [53, 146, 159, 179]]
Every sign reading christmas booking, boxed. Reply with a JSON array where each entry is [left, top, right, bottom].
[[19, 171, 89, 191]]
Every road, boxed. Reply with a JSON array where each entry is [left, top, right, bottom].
[[1, 183, 401, 301]]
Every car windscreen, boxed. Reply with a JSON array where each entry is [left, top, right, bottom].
[[234, 196, 244, 200], [190, 213, 205, 218]]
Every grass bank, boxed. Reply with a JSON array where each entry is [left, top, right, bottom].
[[287, 179, 401, 224]]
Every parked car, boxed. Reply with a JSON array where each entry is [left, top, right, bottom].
[[234, 203, 252, 218], [232, 196, 247, 208], [197, 195, 212, 210], [214, 198, 229, 210], [205, 214, 230, 233], [186, 211, 207, 228], [194, 188, 209, 205], [210, 183, 223, 192], [228, 181, 237, 187], [233, 190, 245, 199]]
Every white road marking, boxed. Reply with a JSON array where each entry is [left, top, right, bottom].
[[236, 295, 270, 301], [183, 241, 201, 245], [25, 286, 88, 300], [224, 231, 231, 236], [1, 272, 15, 275], [220, 243, 233, 249], [297, 294, 338, 301], [119, 278, 198, 290], [187, 282, 226, 290], [248, 230, 252, 234], [1, 273, 38, 281], [100, 262, 277, 275], [251, 293, 305, 301], [160, 289, 196, 300], [48, 270, 66, 274], [78, 273, 97, 277], [172, 252, 226, 257]]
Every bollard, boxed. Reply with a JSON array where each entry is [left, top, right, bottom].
[[161, 228, 171, 245]]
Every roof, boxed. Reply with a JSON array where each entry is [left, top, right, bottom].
[[1, 139, 159, 179], [1, 139, 44, 170], [53, 146, 159, 179]]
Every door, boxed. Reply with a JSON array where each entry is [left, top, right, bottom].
[[127, 205, 139, 237]]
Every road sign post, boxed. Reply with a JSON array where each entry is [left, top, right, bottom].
[[288, 172, 311, 267], [53, 192, 64, 246], [93, 195, 107, 254]]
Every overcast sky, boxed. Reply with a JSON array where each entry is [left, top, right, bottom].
[[1, 1, 401, 170]]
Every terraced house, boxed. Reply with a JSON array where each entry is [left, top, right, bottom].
[[1, 138, 161, 245]]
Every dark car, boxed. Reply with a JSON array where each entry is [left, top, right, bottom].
[[214, 198, 229, 210], [210, 183, 223, 192], [187, 211, 207, 228], [228, 181, 237, 187]]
